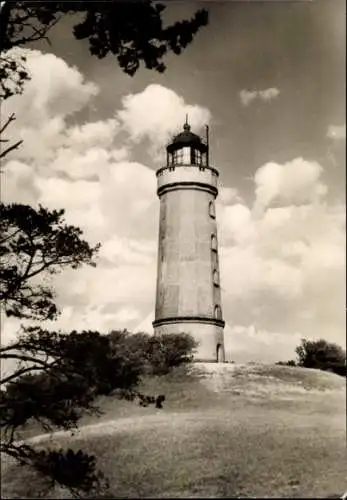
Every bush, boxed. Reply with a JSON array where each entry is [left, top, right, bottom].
[[145, 332, 198, 375], [295, 338, 346, 377], [108, 330, 198, 376], [276, 360, 296, 367]]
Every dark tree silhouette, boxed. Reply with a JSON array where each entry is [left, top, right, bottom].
[[0, 328, 195, 495], [295, 338, 346, 377], [0, 205, 106, 495], [0, 203, 100, 321], [0, 1, 208, 74]]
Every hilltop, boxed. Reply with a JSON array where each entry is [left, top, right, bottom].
[[2, 363, 346, 498]]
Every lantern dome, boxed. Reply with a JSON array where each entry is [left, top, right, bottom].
[[167, 121, 208, 154]]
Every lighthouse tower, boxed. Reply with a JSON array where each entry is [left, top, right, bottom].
[[152, 118, 225, 362]]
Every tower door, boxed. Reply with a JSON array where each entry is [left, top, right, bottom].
[[216, 343, 223, 363]]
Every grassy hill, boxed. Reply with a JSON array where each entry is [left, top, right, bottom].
[[1, 363, 346, 498]]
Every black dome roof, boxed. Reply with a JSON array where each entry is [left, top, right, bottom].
[[167, 122, 207, 153]]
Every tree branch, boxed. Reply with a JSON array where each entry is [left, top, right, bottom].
[[0, 113, 22, 162], [0, 229, 21, 245], [0, 342, 23, 354], [3, 13, 63, 51], [0, 113, 16, 134], [1, 364, 47, 386], [21, 246, 37, 281], [25, 257, 79, 280], [0, 353, 55, 366], [0, 139, 23, 160]]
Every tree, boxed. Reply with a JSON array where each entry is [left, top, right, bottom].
[[0, 206, 106, 496], [1, 327, 196, 495], [0, 1, 209, 494], [0, 1, 208, 74], [1, 326, 160, 496], [0, 203, 100, 321], [295, 338, 346, 377]]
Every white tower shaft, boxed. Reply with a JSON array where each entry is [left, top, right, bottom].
[[153, 123, 225, 362]]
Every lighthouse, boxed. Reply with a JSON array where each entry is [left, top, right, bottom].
[[152, 118, 225, 362]]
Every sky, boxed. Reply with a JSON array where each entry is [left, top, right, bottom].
[[1, 0, 346, 363]]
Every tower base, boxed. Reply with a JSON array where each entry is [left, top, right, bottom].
[[152, 317, 225, 363]]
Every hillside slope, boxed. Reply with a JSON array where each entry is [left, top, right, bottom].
[[1, 363, 346, 498]]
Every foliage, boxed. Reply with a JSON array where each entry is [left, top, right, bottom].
[[0, 203, 100, 320], [109, 330, 198, 375], [0, 1, 208, 75], [0, 50, 29, 99], [1, 328, 196, 494], [0, 328, 148, 429], [275, 360, 296, 367], [30, 448, 108, 495], [5, 443, 110, 497], [0, 202, 103, 495], [0, 200, 101, 497], [295, 338, 346, 377], [0, 328, 152, 496], [145, 332, 198, 375]]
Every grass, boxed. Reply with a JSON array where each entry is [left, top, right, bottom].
[[1, 363, 346, 498]]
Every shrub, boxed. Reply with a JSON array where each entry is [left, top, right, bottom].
[[145, 332, 198, 375], [276, 360, 296, 367], [295, 338, 346, 377], [108, 330, 198, 376]]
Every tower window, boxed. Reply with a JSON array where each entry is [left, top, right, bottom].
[[214, 305, 222, 319], [173, 149, 183, 164], [213, 269, 219, 286], [193, 149, 201, 166], [182, 147, 190, 165], [211, 234, 217, 251], [209, 201, 216, 219]]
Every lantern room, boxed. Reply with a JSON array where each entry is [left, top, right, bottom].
[[166, 118, 209, 168]]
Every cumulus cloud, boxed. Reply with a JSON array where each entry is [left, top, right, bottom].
[[1, 48, 99, 164], [218, 187, 243, 205], [253, 157, 327, 211], [117, 83, 211, 158], [327, 124, 346, 141], [239, 87, 280, 106]]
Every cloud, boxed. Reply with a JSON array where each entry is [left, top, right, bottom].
[[218, 159, 345, 361], [223, 324, 304, 364], [239, 87, 280, 106], [218, 187, 243, 205], [1, 49, 345, 365], [99, 236, 156, 266], [1, 48, 99, 165], [253, 157, 327, 211], [117, 83, 211, 158], [327, 124, 346, 141]]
